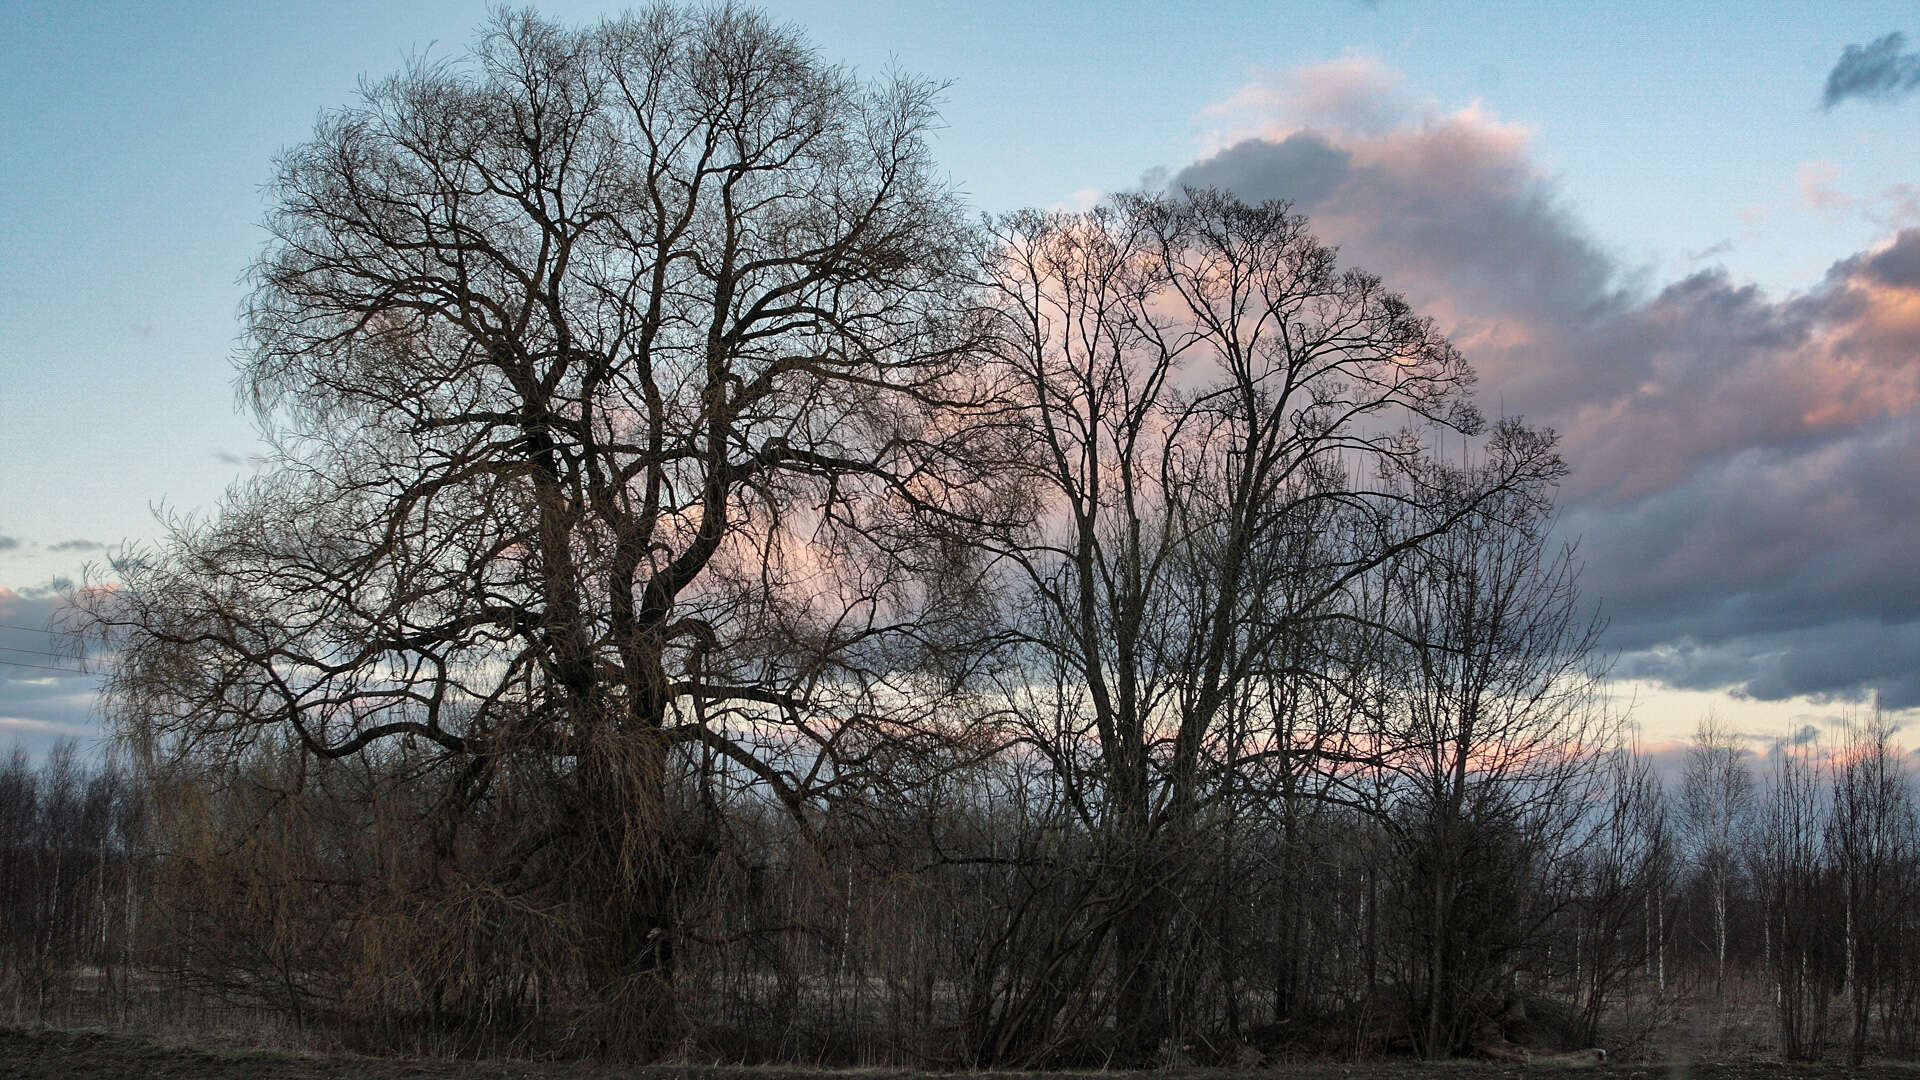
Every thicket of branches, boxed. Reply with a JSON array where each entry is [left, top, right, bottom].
[[10, 716, 1920, 1063], [14, 2, 1919, 1067]]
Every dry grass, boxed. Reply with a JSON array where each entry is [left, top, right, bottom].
[[12, 1024, 1920, 1080]]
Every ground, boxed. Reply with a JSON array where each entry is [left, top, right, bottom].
[[5, 1027, 1920, 1080]]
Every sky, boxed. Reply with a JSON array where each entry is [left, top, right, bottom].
[[3, 0, 1918, 758]]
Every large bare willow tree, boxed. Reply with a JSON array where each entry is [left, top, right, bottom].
[[79, 5, 1003, 1050]]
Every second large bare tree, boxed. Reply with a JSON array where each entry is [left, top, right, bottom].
[[970, 191, 1564, 1058]]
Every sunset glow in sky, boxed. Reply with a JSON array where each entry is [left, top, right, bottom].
[[4, 0, 1919, 755]]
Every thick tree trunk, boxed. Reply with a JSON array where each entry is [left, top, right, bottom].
[[1113, 890, 1167, 1060], [1423, 867, 1450, 1058], [578, 697, 678, 1056], [1109, 768, 1166, 1060]]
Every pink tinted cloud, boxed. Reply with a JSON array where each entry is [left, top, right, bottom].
[[1798, 160, 1855, 212], [1184, 74, 1918, 502], [1203, 54, 1415, 146], [1177, 61, 1920, 707]]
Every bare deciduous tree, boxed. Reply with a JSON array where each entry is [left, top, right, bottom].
[[1567, 736, 1671, 1045], [1756, 736, 1835, 1060], [78, 5, 1001, 1052], [1374, 473, 1611, 1058], [1680, 712, 1756, 994], [1830, 706, 1916, 1065], [969, 190, 1561, 1061]]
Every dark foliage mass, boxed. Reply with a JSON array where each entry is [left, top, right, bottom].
[[11, 3, 1919, 1069]]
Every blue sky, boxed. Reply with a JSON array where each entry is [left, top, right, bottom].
[[4, 0, 1919, 753]]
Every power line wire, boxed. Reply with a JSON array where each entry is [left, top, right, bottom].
[[0, 641, 66, 658], [0, 657, 90, 676]]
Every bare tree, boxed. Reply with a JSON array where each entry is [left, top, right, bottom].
[[1374, 473, 1612, 1059], [77, 5, 1001, 1053], [969, 190, 1560, 1061], [1567, 736, 1671, 1045], [1830, 705, 1916, 1065], [1680, 712, 1756, 993], [1756, 736, 1835, 1060]]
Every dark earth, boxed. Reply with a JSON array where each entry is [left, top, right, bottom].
[[5, 1028, 1918, 1080]]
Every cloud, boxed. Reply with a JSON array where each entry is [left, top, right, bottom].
[[1202, 54, 1413, 142], [1052, 187, 1104, 213], [47, 539, 105, 553], [1797, 160, 1853, 211], [1824, 32, 1920, 109], [1179, 62, 1920, 710], [1179, 133, 1352, 207], [0, 717, 99, 739], [1686, 239, 1735, 263], [213, 449, 271, 468], [1615, 619, 1920, 711], [0, 587, 102, 756], [1853, 228, 1920, 289]]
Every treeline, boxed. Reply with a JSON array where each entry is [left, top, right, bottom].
[[0, 742, 141, 1024], [1668, 714, 1920, 1063], [5, 711, 1917, 1064]]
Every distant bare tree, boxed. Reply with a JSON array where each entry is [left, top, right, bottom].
[[1680, 713, 1756, 992], [1830, 705, 1917, 1065], [1756, 737, 1836, 1060], [1567, 737, 1671, 1044]]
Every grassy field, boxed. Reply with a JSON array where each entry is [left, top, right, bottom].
[[6, 1027, 1920, 1080]]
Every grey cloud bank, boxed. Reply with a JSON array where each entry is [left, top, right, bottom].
[[1854, 228, 1920, 288], [1176, 77, 1920, 709], [0, 588, 103, 756]]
